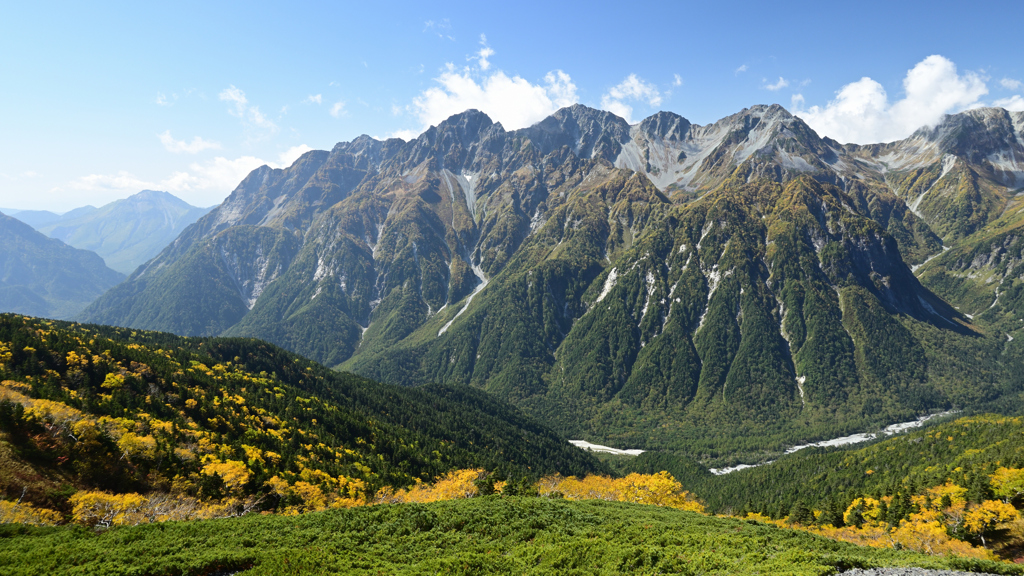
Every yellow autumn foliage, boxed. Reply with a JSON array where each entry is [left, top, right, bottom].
[[69, 490, 257, 527], [117, 432, 158, 461], [992, 467, 1024, 501], [65, 351, 88, 369], [0, 342, 11, 368], [0, 499, 62, 526], [70, 491, 150, 527], [375, 469, 486, 504], [101, 373, 125, 390], [201, 460, 251, 490], [843, 497, 883, 527], [538, 471, 705, 513], [965, 499, 1018, 544], [265, 473, 366, 514], [749, 509, 995, 561]]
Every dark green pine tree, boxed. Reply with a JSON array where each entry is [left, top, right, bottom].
[[789, 501, 814, 525]]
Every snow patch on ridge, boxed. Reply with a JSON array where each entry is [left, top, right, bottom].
[[940, 153, 957, 179], [987, 149, 1024, 188], [638, 270, 656, 326], [454, 170, 479, 218], [595, 268, 618, 304], [437, 263, 488, 336], [911, 245, 949, 272]]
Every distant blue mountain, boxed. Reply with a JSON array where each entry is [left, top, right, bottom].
[[15, 191, 212, 274], [0, 212, 124, 319]]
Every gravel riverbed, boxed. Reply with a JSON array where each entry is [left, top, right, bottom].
[[839, 565, 1007, 569]]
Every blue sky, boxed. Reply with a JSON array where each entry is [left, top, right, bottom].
[[2, 0, 1022, 211]]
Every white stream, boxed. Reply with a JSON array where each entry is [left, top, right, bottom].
[[708, 410, 958, 475], [567, 411, 958, 473], [568, 440, 645, 457]]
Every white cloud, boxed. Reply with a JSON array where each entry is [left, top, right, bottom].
[[1000, 78, 1023, 91], [330, 101, 347, 118], [305, 94, 322, 104], [600, 74, 661, 123], [158, 131, 221, 154], [735, 64, 748, 75], [764, 77, 789, 91], [277, 144, 313, 167], [673, 74, 683, 87], [65, 144, 314, 207], [476, 34, 495, 71], [70, 171, 154, 194], [794, 55, 988, 144], [219, 85, 278, 134], [994, 95, 1024, 111], [395, 63, 578, 139], [155, 92, 170, 106], [388, 129, 421, 141]]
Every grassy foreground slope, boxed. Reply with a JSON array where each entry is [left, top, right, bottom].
[[1, 497, 1018, 576]]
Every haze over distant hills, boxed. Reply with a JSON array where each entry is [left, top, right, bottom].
[[0, 212, 124, 319], [79, 103, 1024, 459], [7, 191, 212, 274]]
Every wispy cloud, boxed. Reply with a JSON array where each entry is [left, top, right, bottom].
[[673, 74, 683, 87], [764, 77, 789, 91], [158, 131, 221, 154], [1000, 78, 1022, 91], [330, 101, 347, 118], [424, 19, 454, 41], [304, 94, 323, 104], [155, 92, 171, 106], [735, 64, 748, 75], [600, 74, 661, 123], [0, 171, 39, 182], [476, 34, 495, 71], [219, 85, 277, 136]]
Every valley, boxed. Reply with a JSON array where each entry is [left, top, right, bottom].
[[3, 103, 1024, 572], [72, 104, 1024, 462]]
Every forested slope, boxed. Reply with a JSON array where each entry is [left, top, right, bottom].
[[0, 314, 602, 518]]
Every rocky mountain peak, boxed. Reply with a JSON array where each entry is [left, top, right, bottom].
[[637, 111, 692, 142], [913, 107, 1023, 164], [520, 104, 632, 161], [120, 190, 197, 212]]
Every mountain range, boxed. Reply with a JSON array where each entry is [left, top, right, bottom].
[[79, 104, 1024, 460], [7, 191, 211, 274], [0, 213, 124, 319]]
